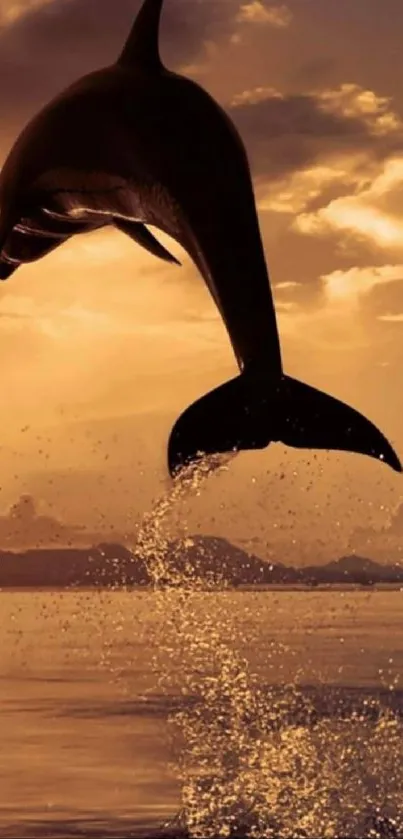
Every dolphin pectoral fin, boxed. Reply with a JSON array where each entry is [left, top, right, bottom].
[[167, 374, 402, 477], [113, 218, 181, 265]]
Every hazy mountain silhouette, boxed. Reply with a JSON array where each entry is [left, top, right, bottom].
[[0, 535, 402, 588], [316, 555, 395, 578], [0, 494, 136, 550]]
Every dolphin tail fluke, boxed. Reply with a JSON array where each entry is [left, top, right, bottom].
[[168, 373, 402, 477]]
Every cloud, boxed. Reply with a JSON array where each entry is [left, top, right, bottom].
[[276, 302, 360, 348], [224, 82, 403, 339], [0, 492, 137, 548], [378, 312, 403, 323], [378, 312, 403, 322], [231, 86, 282, 107], [0, 289, 120, 339], [315, 84, 401, 136], [295, 156, 403, 251], [270, 263, 403, 355], [0, 493, 87, 548], [303, 262, 403, 342], [257, 160, 359, 214], [275, 300, 295, 312], [236, 1, 291, 27], [229, 83, 402, 187], [297, 202, 403, 248], [321, 265, 403, 306], [0, 0, 52, 25]]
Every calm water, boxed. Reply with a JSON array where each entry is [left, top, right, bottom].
[[0, 588, 402, 838]]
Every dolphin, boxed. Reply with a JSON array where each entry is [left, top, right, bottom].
[[0, 0, 401, 477]]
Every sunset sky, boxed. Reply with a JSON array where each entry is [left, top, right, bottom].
[[0, 0, 403, 564]]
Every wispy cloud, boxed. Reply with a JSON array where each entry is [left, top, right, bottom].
[[236, 1, 292, 28], [322, 264, 403, 305], [0, 0, 52, 26], [272, 263, 403, 353], [230, 82, 402, 200], [231, 86, 282, 107], [316, 83, 402, 136], [296, 156, 403, 251], [257, 159, 360, 214], [378, 312, 403, 322]]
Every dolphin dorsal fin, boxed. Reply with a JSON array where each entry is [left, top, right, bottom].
[[118, 0, 165, 71]]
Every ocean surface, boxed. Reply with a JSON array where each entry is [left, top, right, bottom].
[[0, 586, 402, 838]]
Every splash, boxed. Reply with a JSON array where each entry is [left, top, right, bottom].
[[132, 458, 403, 838]]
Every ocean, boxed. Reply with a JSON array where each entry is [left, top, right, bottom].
[[0, 586, 402, 838]]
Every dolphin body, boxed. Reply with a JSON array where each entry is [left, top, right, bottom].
[[0, 0, 401, 477]]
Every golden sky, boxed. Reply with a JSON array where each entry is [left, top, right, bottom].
[[0, 0, 403, 563]]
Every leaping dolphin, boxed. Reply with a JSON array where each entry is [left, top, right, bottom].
[[0, 0, 401, 477]]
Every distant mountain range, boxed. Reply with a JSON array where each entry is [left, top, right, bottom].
[[0, 535, 402, 588]]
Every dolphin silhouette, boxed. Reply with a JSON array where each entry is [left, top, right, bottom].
[[0, 0, 401, 477]]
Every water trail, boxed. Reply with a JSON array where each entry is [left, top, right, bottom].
[[133, 458, 403, 839]]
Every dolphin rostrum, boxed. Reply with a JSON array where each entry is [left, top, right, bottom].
[[0, 0, 401, 477]]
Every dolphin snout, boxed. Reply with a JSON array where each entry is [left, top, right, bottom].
[[0, 259, 15, 280]]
